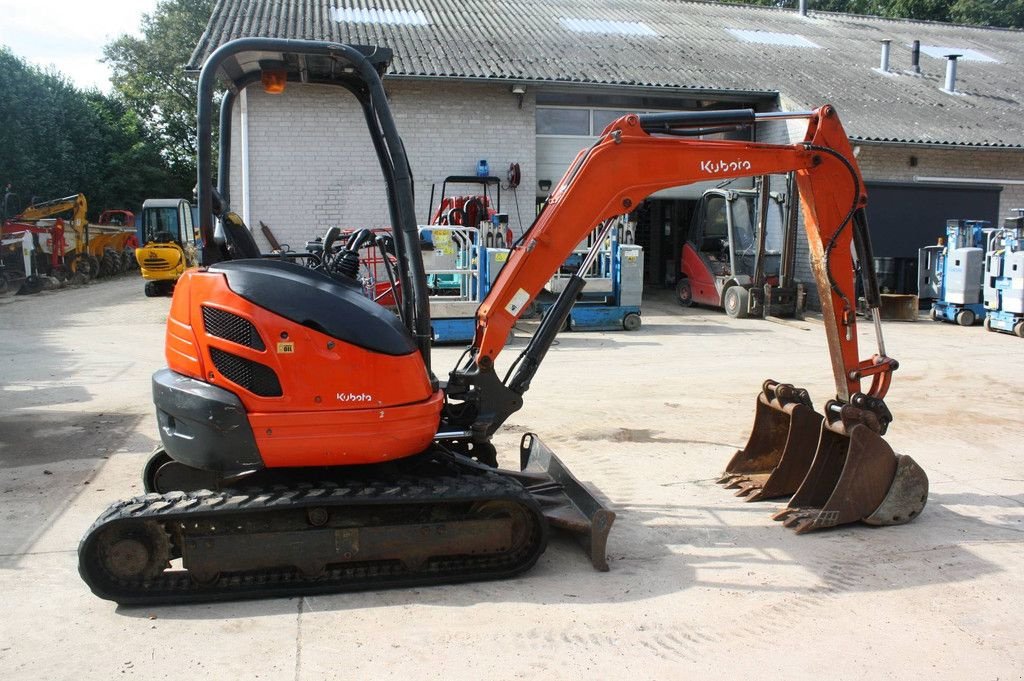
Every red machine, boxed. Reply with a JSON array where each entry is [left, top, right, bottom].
[[79, 39, 927, 605]]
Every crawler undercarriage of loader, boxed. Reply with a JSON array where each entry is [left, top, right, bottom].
[[79, 38, 927, 606]]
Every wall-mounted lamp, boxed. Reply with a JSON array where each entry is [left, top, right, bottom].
[[511, 84, 526, 109], [260, 60, 288, 95], [538, 179, 552, 192]]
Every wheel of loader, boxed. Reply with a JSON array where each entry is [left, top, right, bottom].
[[121, 249, 135, 271], [87, 254, 101, 280], [675, 278, 693, 307], [623, 312, 642, 331], [105, 248, 123, 275], [144, 281, 160, 297], [94, 520, 171, 581], [956, 309, 975, 327], [1014, 320, 1024, 339], [724, 285, 750, 319]]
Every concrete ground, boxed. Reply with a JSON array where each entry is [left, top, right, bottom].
[[1, 277, 1022, 680]]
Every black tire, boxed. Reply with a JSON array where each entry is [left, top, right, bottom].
[[984, 316, 994, 332], [929, 306, 941, 322], [144, 281, 159, 297], [956, 309, 975, 327], [623, 312, 642, 331], [1015, 320, 1024, 339], [87, 254, 101, 280], [675, 278, 693, 307], [19, 275, 43, 295], [724, 286, 750, 319]]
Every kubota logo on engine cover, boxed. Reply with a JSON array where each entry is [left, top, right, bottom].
[[337, 392, 373, 402], [700, 159, 753, 174]]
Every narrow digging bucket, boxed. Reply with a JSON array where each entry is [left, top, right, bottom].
[[718, 381, 824, 501], [773, 402, 928, 534]]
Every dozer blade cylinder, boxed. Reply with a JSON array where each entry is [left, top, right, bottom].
[[718, 381, 823, 501], [773, 410, 928, 533]]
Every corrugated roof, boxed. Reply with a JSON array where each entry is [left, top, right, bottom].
[[191, 0, 1024, 147]]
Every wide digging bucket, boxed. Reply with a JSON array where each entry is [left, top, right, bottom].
[[773, 400, 929, 534], [505, 433, 616, 571], [718, 380, 824, 501]]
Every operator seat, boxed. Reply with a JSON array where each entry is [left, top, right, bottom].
[[222, 212, 262, 259]]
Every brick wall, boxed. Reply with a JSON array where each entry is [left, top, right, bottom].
[[229, 81, 536, 251]]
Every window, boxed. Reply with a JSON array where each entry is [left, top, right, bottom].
[[592, 110, 632, 134], [536, 107, 590, 136]]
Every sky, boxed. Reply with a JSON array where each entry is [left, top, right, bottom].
[[0, 0, 160, 91]]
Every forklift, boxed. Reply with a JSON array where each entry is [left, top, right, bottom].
[[675, 175, 804, 318]]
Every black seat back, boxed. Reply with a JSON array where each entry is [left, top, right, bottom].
[[222, 212, 262, 259]]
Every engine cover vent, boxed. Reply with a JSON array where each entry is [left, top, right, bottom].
[[202, 306, 266, 351], [209, 347, 282, 397]]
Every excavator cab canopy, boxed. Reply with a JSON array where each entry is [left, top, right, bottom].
[[194, 38, 433, 367]]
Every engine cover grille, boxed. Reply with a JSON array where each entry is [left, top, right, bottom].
[[202, 306, 266, 351], [209, 347, 282, 397]]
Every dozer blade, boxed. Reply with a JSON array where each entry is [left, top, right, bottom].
[[773, 400, 929, 533], [506, 433, 616, 571], [718, 380, 823, 501]]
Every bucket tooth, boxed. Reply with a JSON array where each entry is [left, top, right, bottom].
[[719, 380, 823, 501], [774, 400, 928, 533]]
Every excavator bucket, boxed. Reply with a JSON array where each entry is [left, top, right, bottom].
[[718, 380, 824, 501], [772, 401, 929, 533]]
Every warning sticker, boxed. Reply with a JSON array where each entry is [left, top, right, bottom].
[[505, 288, 530, 316], [495, 252, 508, 263]]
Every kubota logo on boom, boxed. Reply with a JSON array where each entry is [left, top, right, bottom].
[[700, 159, 753, 174]]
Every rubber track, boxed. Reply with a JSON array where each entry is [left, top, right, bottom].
[[79, 472, 547, 606]]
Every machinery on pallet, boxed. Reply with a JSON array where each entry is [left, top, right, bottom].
[[537, 217, 643, 331], [676, 177, 805, 318], [982, 210, 1024, 337], [135, 198, 199, 296], [919, 219, 990, 327], [78, 39, 927, 606]]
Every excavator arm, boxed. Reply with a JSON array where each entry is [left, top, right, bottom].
[[467, 106, 890, 405], [448, 105, 926, 535]]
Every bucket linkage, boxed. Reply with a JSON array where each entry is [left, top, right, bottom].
[[772, 394, 928, 533]]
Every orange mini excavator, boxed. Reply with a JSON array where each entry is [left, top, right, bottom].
[[79, 39, 928, 605]]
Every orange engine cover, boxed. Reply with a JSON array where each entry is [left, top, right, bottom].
[[165, 263, 442, 467]]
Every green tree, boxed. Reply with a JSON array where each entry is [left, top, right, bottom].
[[103, 0, 214, 190], [0, 47, 183, 216]]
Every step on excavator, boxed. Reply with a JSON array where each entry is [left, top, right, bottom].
[[78, 39, 928, 605]]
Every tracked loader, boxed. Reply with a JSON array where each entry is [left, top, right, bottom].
[[79, 39, 928, 605]]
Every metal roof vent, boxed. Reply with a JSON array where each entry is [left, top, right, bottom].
[[727, 29, 820, 49], [331, 6, 430, 26], [908, 40, 922, 75], [560, 18, 657, 37], [942, 54, 962, 94], [874, 39, 893, 75]]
